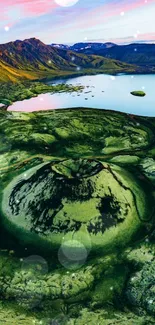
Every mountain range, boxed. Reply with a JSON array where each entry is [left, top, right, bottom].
[[0, 38, 147, 83], [53, 42, 155, 67], [51, 42, 116, 51]]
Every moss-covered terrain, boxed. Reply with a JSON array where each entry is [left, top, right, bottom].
[[0, 108, 155, 324], [0, 82, 84, 109], [2, 158, 150, 255], [130, 91, 146, 97]]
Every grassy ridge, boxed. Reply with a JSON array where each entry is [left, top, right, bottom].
[[0, 38, 144, 83]]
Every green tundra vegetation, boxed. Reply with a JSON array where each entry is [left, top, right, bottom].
[[0, 82, 84, 108], [130, 91, 146, 97], [0, 108, 155, 324]]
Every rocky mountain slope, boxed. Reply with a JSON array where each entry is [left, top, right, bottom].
[[0, 38, 144, 82]]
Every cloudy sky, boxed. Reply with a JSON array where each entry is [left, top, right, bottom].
[[0, 0, 155, 45]]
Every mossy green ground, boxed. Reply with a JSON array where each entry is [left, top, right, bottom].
[[0, 108, 155, 324], [1, 157, 151, 257], [0, 82, 84, 108], [130, 91, 146, 97]]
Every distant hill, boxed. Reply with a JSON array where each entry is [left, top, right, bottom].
[[51, 42, 116, 52], [62, 42, 155, 67], [0, 38, 147, 82], [71, 42, 116, 51], [99, 43, 155, 67], [50, 43, 70, 50]]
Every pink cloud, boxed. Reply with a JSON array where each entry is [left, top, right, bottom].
[[71, 0, 155, 30], [109, 32, 155, 44], [1, 0, 155, 44], [1, 0, 57, 18], [50, 0, 155, 42]]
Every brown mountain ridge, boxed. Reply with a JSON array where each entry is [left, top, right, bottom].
[[0, 37, 146, 82]]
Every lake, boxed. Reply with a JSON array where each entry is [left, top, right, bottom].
[[8, 74, 155, 116]]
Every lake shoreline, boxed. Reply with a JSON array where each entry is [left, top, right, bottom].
[[44, 69, 155, 84], [7, 73, 155, 116], [0, 81, 84, 111]]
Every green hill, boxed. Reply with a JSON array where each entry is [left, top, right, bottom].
[[0, 38, 144, 82]]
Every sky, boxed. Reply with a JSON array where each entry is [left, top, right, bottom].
[[0, 0, 155, 45]]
